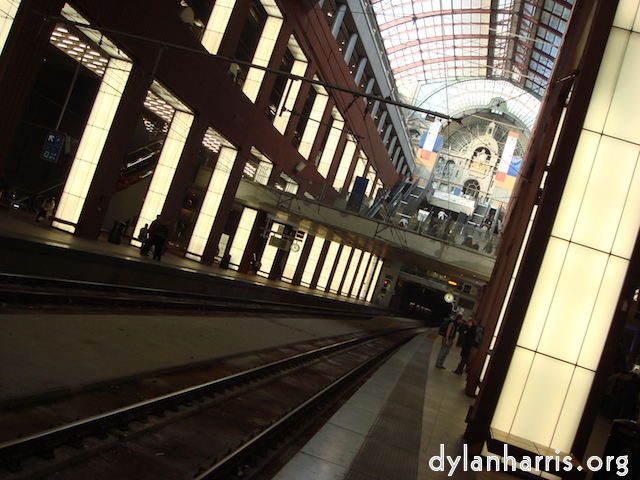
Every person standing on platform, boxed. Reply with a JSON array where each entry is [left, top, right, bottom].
[[152, 219, 170, 261], [138, 223, 149, 252], [435, 314, 463, 369], [454, 319, 477, 374], [141, 215, 159, 256], [35, 196, 55, 223]]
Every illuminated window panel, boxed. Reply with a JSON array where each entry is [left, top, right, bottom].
[[348, 151, 368, 192], [316, 241, 340, 291], [571, 137, 639, 253], [243, 147, 274, 185], [0, 0, 20, 56], [601, 31, 640, 146], [509, 354, 575, 449], [551, 131, 600, 242], [243, 12, 283, 102], [281, 234, 304, 283], [492, 4, 640, 454], [491, 346, 535, 435], [329, 246, 351, 294], [340, 248, 359, 297], [257, 223, 280, 278], [273, 59, 308, 134], [133, 109, 194, 239], [365, 258, 383, 302], [537, 243, 609, 364], [357, 253, 375, 300], [317, 109, 344, 178], [228, 208, 258, 271], [297, 83, 329, 159], [54, 57, 133, 232], [352, 251, 371, 299], [300, 236, 324, 287], [333, 135, 357, 191], [186, 143, 237, 260], [201, 0, 236, 54], [551, 367, 594, 450], [365, 169, 376, 196]]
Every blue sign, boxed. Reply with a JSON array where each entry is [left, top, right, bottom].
[[41, 132, 66, 163]]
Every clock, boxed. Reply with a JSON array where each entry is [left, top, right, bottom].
[[444, 292, 455, 304]]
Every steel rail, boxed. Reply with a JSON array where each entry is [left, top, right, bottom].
[[192, 330, 421, 479], [0, 328, 418, 465], [0, 273, 387, 317]]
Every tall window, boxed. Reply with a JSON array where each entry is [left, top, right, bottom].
[[292, 87, 317, 149], [232, 1, 268, 87], [266, 48, 294, 121]]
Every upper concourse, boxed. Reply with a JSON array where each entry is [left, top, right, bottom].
[[0, 0, 486, 318]]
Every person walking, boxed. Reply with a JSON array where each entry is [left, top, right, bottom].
[[435, 314, 463, 369]]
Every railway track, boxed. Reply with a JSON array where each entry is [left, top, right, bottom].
[[0, 327, 425, 479], [0, 273, 385, 318]]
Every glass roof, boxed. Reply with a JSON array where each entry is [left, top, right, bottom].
[[370, 0, 574, 127]]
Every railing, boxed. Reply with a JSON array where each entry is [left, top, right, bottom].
[[238, 174, 500, 261]]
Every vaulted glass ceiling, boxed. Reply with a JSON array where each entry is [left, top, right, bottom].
[[370, 0, 574, 128]]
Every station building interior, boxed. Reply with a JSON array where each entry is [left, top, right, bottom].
[[1, 0, 640, 475]]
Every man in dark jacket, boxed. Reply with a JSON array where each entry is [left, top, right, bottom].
[[435, 314, 463, 369], [454, 319, 477, 374]]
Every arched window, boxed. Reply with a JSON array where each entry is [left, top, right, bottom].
[[463, 179, 481, 198], [443, 160, 455, 178]]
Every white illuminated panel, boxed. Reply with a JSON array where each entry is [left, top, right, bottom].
[[537, 243, 608, 363], [0, 1, 21, 56], [551, 367, 594, 449], [602, 31, 640, 145], [297, 83, 329, 159], [352, 251, 370, 299], [348, 152, 367, 193], [572, 137, 639, 252], [491, 347, 534, 434], [492, 2, 640, 453], [273, 39, 308, 134], [281, 233, 304, 283], [340, 248, 360, 297], [358, 254, 375, 300], [317, 109, 344, 177], [249, 147, 274, 185], [552, 132, 599, 242], [186, 144, 237, 260], [257, 223, 280, 278], [300, 236, 323, 287], [54, 57, 133, 232], [365, 258, 383, 302], [201, 0, 236, 54], [576, 244, 629, 370], [510, 354, 574, 448], [243, 14, 283, 102], [134, 110, 194, 238], [228, 208, 258, 271], [333, 135, 357, 191], [316, 241, 340, 290], [329, 246, 351, 294]]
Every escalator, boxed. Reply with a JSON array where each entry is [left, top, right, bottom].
[[115, 140, 163, 192]]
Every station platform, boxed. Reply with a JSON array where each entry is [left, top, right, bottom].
[[0, 206, 515, 479]]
